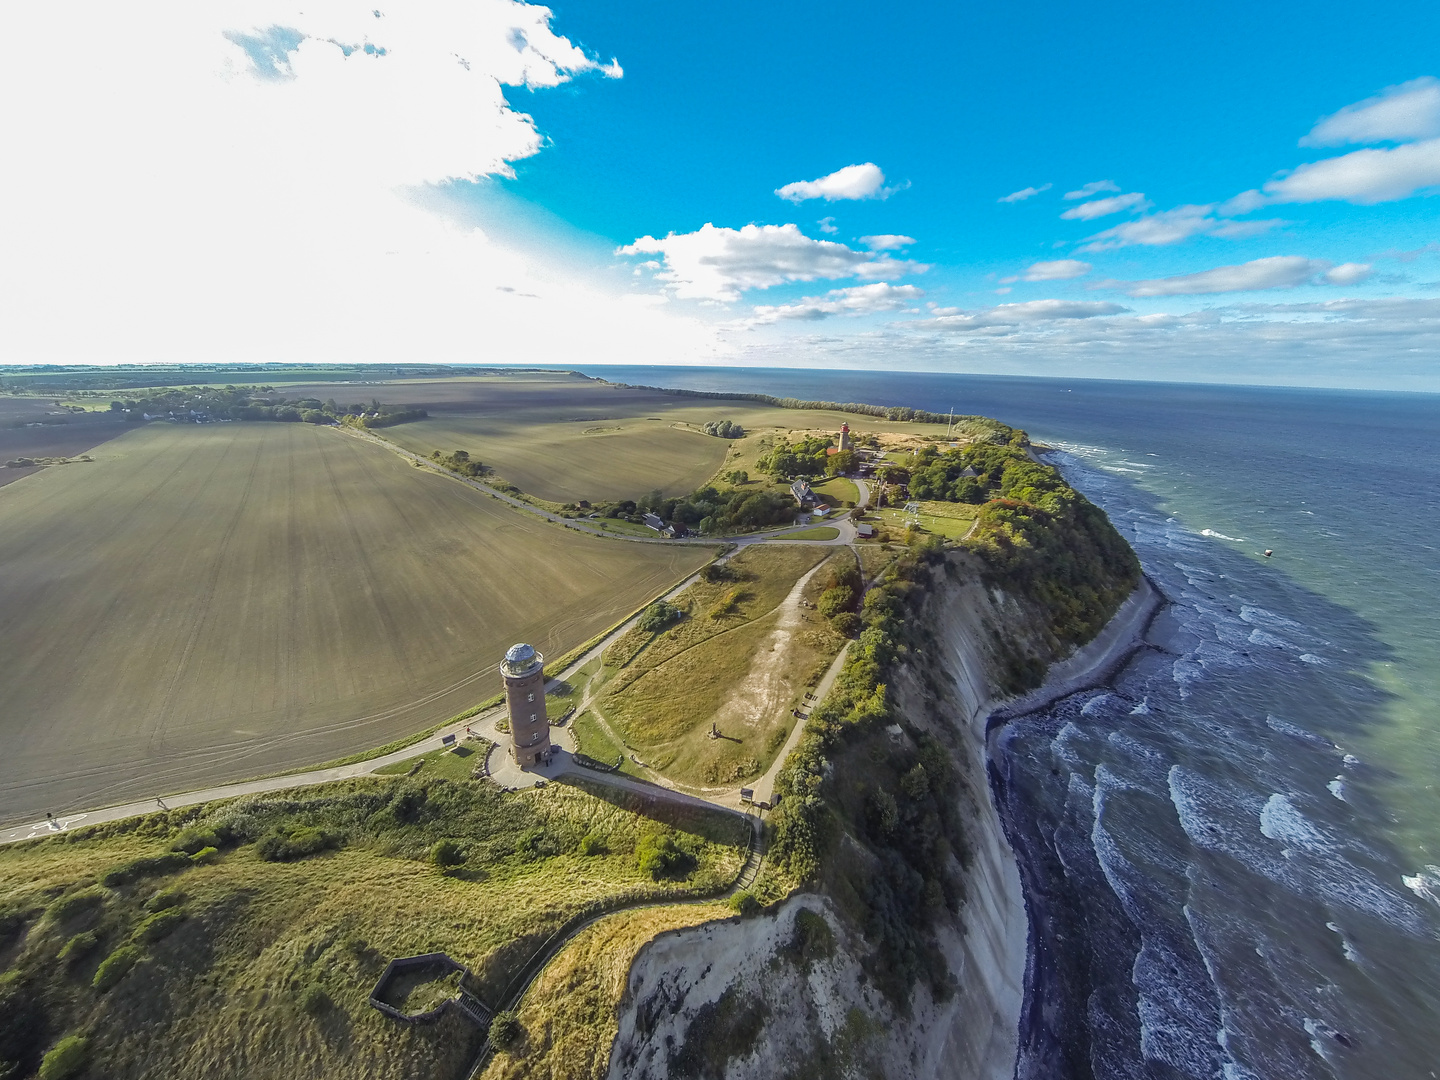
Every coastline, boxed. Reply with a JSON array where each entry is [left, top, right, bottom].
[[980, 575, 1166, 1079]]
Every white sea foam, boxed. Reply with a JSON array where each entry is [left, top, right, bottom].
[[1130, 697, 1151, 715], [1402, 866, 1440, 908], [1327, 778, 1346, 801], [1259, 794, 1334, 855], [1343, 754, 1361, 768], [1265, 715, 1334, 747], [1298, 653, 1327, 665], [1240, 604, 1305, 631], [1247, 628, 1295, 651], [1201, 529, 1247, 542]]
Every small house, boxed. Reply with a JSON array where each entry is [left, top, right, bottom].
[[790, 479, 815, 504], [642, 513, 665, 532], [812, 504, 831, 518], [856, 522, 874, 538]]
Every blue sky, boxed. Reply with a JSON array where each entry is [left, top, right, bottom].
[[3, 1, 1438, 387]]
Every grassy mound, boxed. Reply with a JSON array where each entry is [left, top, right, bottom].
[[0, 776, 748, 1080]]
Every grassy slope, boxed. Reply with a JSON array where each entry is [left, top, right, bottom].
[[598, 546, 846, 785], [0, 777, 748, 1080], [479, 903, 731, 1080], [0, 422, 710, 823]]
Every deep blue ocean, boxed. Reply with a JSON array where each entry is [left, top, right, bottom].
[[571, 366, 1440, 1080]]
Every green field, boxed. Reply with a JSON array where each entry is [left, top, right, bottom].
[[784, 526, 841, 541], [0, 423, 712, 824], [875, 500, 979, 540], [596, 547, 847, 787], [0, 776, 747, 1080], [810, 475, 859, 506]]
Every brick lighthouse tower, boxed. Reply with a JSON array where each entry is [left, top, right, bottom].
[[501, 643, 550, 766], [838, 422, 852, 452]]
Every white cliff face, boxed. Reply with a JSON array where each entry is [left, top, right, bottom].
[[607, 563, 1035, 1080]]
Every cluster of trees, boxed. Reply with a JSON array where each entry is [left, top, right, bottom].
[[430, 449, 487, 477], [598, 486, 795, 535], [100, 387, 426, 427], [878, 440, 1139, 658], [756, 435, 835, 479], [702, 419, 745, 438], [637, 600, 684, 632]]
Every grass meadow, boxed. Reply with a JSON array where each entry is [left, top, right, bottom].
[[596, 546, 849, 786], [0, 422, 711, 824], [0, 776, 747, 1080]]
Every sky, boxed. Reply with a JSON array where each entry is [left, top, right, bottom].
[[2, 1, 1439, 389]]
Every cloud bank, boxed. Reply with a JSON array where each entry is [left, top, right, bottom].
[[619, 224, 927, 301]]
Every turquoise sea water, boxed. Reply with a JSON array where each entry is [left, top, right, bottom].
[[574, 366, 1440, 1078]]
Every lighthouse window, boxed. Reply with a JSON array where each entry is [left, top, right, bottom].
[[527, 692, 534, 702], [530, 713, 537, 722]]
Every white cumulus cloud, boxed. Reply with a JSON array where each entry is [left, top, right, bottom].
[[1064, 180, 1121, 200], [1302, 76, 1440, 147], [776, 163, 896, 203], [999, 183, 1051, 203], [860, 234, 917, 251], [1060, 192, 1150, 221], [618, 224, 927, 302], [749, 283, 924, 324]]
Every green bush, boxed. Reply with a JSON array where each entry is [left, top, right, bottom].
[[728, 891, 760, 917], [135, 907, 185, 943], [170, 826, 221, 855], [429, 839, 466, 868], [298, 983, 330, 1015], [490, 1010, 522, 1051], [144, 888, 185, 912], [46, 888, 106, 925], [635, 833, 696, 881], [637, 600, 683, 633], [189, 846, 220, 865], [817, 585, 855, 619], [577, 832, 607, 856], [58, 931, 99, 962], [38, 1035, 87, 1080], [92, 945, 142, 992], [256, 825, 341, 862], [830, 612, 861, 637], [101, 852, 190, 887]]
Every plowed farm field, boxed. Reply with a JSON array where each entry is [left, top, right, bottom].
[[0, 422, 711, 823]]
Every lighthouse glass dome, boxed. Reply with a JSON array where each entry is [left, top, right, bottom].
[[502, 642, 543, 677]]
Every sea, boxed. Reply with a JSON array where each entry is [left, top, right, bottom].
[[569, 366, 1440, 1080]]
